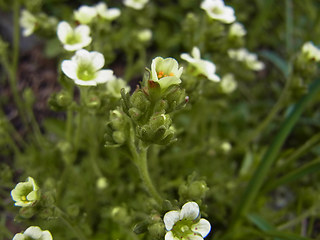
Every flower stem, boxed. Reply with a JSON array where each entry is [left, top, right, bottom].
[[136, 146, 163, 205]]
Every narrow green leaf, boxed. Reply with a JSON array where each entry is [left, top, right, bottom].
[[263, 157, 320, 192], [260, 50, 289, 77]]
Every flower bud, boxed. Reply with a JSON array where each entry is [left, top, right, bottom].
[[148, 222, 165, 238], [137, 113, 176, 145], [105, 109, 129, 146], [96, 177, 108, 190], [85, 93, 101, 109]]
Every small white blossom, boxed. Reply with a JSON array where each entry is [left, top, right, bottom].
[[20, 10, 37, 37], [106, 78, 130, 98], [221, 74, 237, 93], [151, 57, 183, 90], [124, 0, 149, 10], [74, 5, 97, 24], [95, 2, 121, 21], [61, 49, 116, 86], [201, 0, 236, 24], [302, 41, 320, 62], [181, 47, 220, 82], [57, 21, 92, 51], [164, 202, 211, 240], [229, 22, 246, 38], [228, 48, 265, 71], [13, 226, 52, 240], [11, 177, 40, 207], [137, 29, 152, 42]]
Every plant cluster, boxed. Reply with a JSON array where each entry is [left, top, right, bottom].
[[1, 0, 320, 240]]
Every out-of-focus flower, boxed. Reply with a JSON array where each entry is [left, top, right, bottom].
[[106, 78, 130, 98], [201, 0, 236, 24], [181, 47, 220, 82], [123, 0, 149, 10], [11, 177, 40, 207], [137, 29, 152, 42], [150, 57, 183, 90], [61, 49, 116, 86], [229, 22, 246, 38], [20, 10, 37, 37], [228, 48, 265, 71], [302, 41, 320, 62], [57, 21, 92, 51], [74, 5, 97, 24], [164, 202, 211, 240], [95, 2, 121, 21], [13, 226, 52, 240], [221, 74, 237, 93]]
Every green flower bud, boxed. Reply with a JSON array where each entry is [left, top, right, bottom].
[[137, 113, 176, 145], [130, 89, 150, 112], [23, 88, 35, 106], [66, 205, 80, 217], [163, 85, 187, 113], [105, 109, 129, 146], [188, 181, 209, 199], [19, 206, 37, 219], [112, 131, 126, 144], [111, 206, 130, 225], [148, 222, 165, 238], [106, 78, 130, 99], [85, 94, 101, 109], [11, 177, 41, 207], [56, 91, 72, 107], [96, 177, 108, 190], [133, 220, 149, 234]]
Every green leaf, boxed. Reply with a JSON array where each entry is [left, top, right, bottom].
[[260, 50, 289, 77]]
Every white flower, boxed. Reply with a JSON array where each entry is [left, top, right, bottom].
[[95, 2, 121, 21], [74, 5, 97, 24], [11, 177, 40, 207], [164, 202, 211, 240], [57, 21, 92, 51], [228, 48, 265, 71], [13, 226, 52, 240], [123, 0, 149, 10], [150, 57, 183, 90], [137, 29, 152, 42], [229, 22, 246, 38], [181, 47, 220, 82], [302, 41, 320, 62], [61, 49, 116, 86], [106, 78, 130, 98], [221, 73, 237, 93], [201, 0, 236, 24], [20, 10, 37, 37]]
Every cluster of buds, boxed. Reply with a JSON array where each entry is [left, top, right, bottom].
[[111, 57, 188, 146]]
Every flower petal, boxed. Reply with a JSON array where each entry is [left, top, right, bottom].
[[191, 47, 201, 59], [192, 219, 211, 238], [12, 233, 24, 240], [180, 53, 195, 64], [163, 210, 180, 231], [186, 233, 204, 240], [180, 202, 200, 220], [41, 230, 53, 240], [74, 79, 97, 86], [89, 51, 105, 70], [165, 231, 178, 240], [94, 69, 115, 84], [24, 226, 42, 239], [57, 21, 72, 43], [75, 24, 90, 37], [61, 60, 78, 80]]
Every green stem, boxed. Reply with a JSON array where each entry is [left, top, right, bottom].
[[285, 0, 293, 57], [54, 206, 87, 240], [230, 78, 320, 230], [136, 146, 163, 205]]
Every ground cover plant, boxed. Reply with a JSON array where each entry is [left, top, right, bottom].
[[1, 0, 320, 239]]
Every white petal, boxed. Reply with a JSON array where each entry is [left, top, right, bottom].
[[61, 60, 78, 80], [186, 233, 204, 240], [74, 79, 97, 86], [24, 226, 42, 239], [89, 51, 105, 70], [41, 230, 53, 240], [94, 70, 115, 84], [75, 24, 90, 37], [106, 8, 121, 20], [180, 53, 195, 64], [163, 210, 180, 231], [180, 202, 200, 220], [191, 47, 201, 59], [13, 233, 24, 240], [165, 231, 177, 240], [192, 219, 211, 238], [57, 21, 72, 43]]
